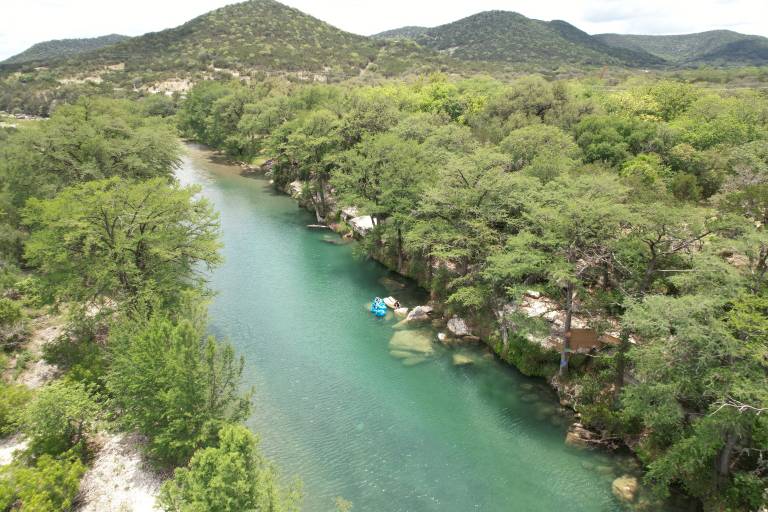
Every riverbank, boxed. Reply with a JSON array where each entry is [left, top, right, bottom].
[[181, 142, 669, 511], [192, 146, 684, 505]]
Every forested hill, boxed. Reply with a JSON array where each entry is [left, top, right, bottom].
[[0, 34, 130, 65], [374, 11, 665, 67], [595, 30, 768, 66], [6, 0, 448, 78], [372, 26, 430, 40]]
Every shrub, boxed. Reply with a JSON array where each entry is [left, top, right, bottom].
[[0, 382, 33, 436], [108, 308, 251, 466], [159, 424, 301, 512], [0, 453, 86, 512], [23, 381, 99, 456], [0, 298, 25, 349]]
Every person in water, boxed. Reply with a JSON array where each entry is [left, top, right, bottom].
[[394, 300, 401, 309]]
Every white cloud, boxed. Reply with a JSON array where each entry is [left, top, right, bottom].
[[1, 0, 767, 61]]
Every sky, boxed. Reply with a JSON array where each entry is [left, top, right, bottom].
[[1, 0, 767, 61]]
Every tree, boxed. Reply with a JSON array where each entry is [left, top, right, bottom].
[[23, 381, 99, 456], [499, 124, 580, 171], [333, 132, 438, 272], [0, 97, 180, 211], [22, 177, 222, 309], [487, 173, 630, 375], [622, 287, 768, 510], [158, 424, 301, 512], [107, 306, 251, 466], [407, 148, 535, 284]]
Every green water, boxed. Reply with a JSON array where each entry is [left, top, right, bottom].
[[178, 144, 643, 512]]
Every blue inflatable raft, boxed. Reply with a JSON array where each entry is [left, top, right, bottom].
[[370, 297, 387, 317]]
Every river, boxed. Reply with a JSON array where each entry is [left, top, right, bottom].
[[177, 143, 647, 512]]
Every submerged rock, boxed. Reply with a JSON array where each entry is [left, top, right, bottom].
[[612, 475, 639, 503], [389, 330, 434, 355], [452, 353, 475, 366]]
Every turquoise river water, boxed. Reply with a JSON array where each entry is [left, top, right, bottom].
[[177, 143, 652, 512]]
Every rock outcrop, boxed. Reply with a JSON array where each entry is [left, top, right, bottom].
[[406, 305, 434, 322], [565, 422, 601, 448], [447, 316, 471, 337]]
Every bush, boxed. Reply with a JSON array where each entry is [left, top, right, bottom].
[[501, 333, 560, 378], [23, 381, 99, 456], [0, 382, 33, 436], [158, 424, 301, 512], [0, 298, 25, 349], [43, 330, 108, 391], [0, 453, 85, 512], [108, 308, 251, 466]]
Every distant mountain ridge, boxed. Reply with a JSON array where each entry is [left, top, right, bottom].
[[374, 11, 664, 67], [373, 26, 430, 40], [594, 30, 768, 66], [5, 1, 768, 77], [0, 0, 448, 79], [1, 34, 129, 65]]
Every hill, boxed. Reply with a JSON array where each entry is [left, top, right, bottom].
[[372, 26, 430, 40], [1, 34, 129, 65], [377, 11, 664, 67], [14, 0, 448, 78], [595, 30, 768, 66]]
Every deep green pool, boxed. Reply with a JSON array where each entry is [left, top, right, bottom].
[[177, 143, 644, 512]]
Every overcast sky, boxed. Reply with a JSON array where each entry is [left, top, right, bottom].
[[1, 0, 767, 61]]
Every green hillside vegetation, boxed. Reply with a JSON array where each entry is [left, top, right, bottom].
[[596, 30, 768, 66], [0, 34, 129, 65], [20, 0, 449, 79], [372, 26, 430, 40], [380, 11, 665, 67]]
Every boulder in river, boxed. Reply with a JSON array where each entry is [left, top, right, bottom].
[[447, 316, 471, 337], [452, 353, 475, 366], [394, 307, 409, 318], [611, 475, 639, 503], [565, 422, 600, 449], [406, 305, 433, 322], [389, 330, 434, 356]]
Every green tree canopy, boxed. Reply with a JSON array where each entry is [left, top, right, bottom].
[[159, 423, 301, 512], [107, 305, 251, 466], [22, 177, 222, 308]]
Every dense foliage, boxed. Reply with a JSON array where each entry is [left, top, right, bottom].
[[0, 96, 297, 510], [108, 305, 252, 466], [179, 74, 768, 510], [159, 424, 300, 512]]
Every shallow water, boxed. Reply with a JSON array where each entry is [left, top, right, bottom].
[[177, 143, 648, 512]]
